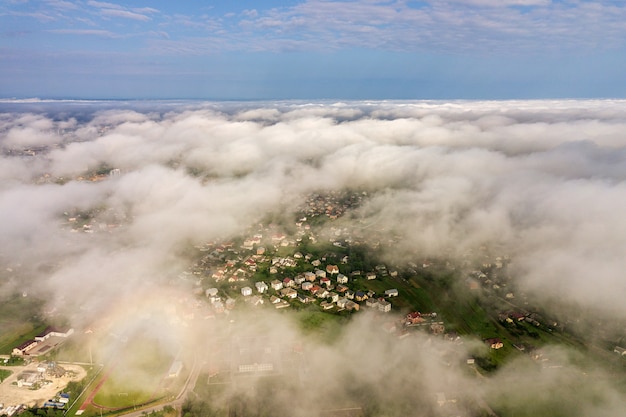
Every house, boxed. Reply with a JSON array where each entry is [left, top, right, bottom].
[[326, 265, 339, 275], [315, 269, 327, 279], [294, 275, 306, 285], [614, 346, 626, 356], [297, 293, 312, 304], [316, 288, 329, 299], [336, 284, 349, 293], [336, 274, 348, 284], [283, 277, 295, 287], [366, 272, 377, 280], [485, 338, 503, 350], [302, 281, 314, 291], [329, 292, 339, 303], [274, 299, 290, 309], [366, 298, 379, 308], [280, 288, 298, 299], [310, 284, 321, 294], [320, 301, 334, 310], [345, 300, 360, 311], [249, 295, 264, 306], [255, 281, 268, 293], [320, 277, 331, 288], [378, 300, 391, 312], [337, 298, 348, 309], [346, 290, 355, 300], [205, 288, 219, 298], [271, 279, 283, 291], [384, 288, 399, 297], [406, 312, 423, 325], [355, 291, 368, 302], [241, 287, 253, 296], [304, 271, 316, 282]]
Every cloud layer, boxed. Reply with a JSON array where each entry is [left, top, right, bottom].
[[1, 99, 625, 414]]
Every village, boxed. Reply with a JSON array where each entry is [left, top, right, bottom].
[[180, 190, 449, 335]]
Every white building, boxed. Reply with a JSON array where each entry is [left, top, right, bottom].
[[384, 289, 399, 297], [255, 281, 269, 293], [241, 287, 253, 296]]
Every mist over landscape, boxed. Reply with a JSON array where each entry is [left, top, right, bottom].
[[0, 99, 625, 416]]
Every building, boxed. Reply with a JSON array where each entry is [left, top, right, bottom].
[[366, 298, 379, 308], [12, 339, 38, 356], [255, 281, 268, 293], [336, 274, 348, 284], [485, 338, 503, 349], [378, 300, 391, 313], [384, 289, 399, 297], [241, 286, 252, 296], [271, 279, 283, 291], [326, 265, 339, 275], [168, 361, 183, 378]]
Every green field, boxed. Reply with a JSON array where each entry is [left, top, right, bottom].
[[92, 335, 174, 410]]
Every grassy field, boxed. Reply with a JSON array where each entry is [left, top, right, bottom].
[[92, 335, 174, 409], [0, 368, 12, 382], [0, 293, 47, 355]]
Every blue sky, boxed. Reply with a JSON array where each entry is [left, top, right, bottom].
[[1, 0, 626, 99]]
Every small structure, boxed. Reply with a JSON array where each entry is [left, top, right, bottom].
[[366, 298, 379, 308], [384, 289, 398, 297], [355, 291, 368, 302], [241, 287, 252, 296], [336, 274, 348, 284], [255, 281, 268, 293], [320, 301, 334, 310], [280, 288, 298, 299], [168, 361, 183, 378], [378, 300, 391, 313], [271, 279, 283, 291], [326, 265, 339, 275], [485, 338, 503, 350]]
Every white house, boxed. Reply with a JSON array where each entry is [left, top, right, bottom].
[[241, 287, 253, 297], [336, 274, 348, 284], [378, 300, 391, 312], [205, 288, 219, 298], [271, 279, 283, 291], [384, 289, 399, 297], [255, 281, 269, 293]]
